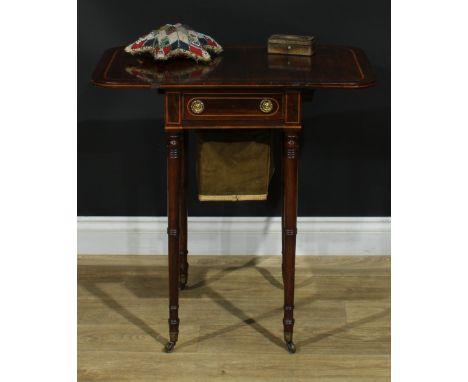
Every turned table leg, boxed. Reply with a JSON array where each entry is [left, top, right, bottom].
[[282, 129, 299, 354], [179, 130, 189, 289], [165, 132, 182, 353], [281, 133, 286, 285]]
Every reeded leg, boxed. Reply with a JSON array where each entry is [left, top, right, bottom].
[[166, 132, 182, 353], [179, 130, 189, 289], [282, 129, 299, 354]]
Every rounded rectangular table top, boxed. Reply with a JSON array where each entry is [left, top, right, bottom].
[[92, 44, 375, 90]]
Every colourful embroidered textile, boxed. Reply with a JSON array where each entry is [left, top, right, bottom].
[[196, 130, 275, 202], [125, 23, 223, 62]]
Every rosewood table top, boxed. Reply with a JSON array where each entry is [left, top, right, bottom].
[[92, 44, 375, 90]]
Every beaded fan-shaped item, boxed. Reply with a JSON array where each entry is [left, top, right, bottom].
[[124, 23, 223, 62]]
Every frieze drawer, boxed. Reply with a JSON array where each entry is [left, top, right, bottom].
[[183, 93, 284, 121]]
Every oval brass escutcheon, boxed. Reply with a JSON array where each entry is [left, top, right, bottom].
[[190, 99, 205, 114], [259, 98, 274, 113]]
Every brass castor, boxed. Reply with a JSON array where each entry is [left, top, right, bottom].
[[165, 341, 176, 353], [286, 341, 296, 354]]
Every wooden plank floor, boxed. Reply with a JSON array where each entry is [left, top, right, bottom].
[[78, 255, 390, 382]]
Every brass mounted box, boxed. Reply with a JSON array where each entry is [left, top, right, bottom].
[[268, 34, 315, 56]]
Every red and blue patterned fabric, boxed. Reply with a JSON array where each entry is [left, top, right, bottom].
[[125, 23, 223, 62]]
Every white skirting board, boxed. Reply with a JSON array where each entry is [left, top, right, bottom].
[[77, 216, 390, 256]]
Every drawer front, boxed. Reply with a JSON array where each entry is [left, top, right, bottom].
[[183, 93, 284, 121]]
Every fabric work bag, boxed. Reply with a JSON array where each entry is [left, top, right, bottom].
[[196, 130, 274, 201]]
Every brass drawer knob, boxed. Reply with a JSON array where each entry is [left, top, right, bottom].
[[190, 99, 205, 114], [260, 98, 274, 113]]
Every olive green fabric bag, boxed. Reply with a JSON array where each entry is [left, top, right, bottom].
[[196, 130, 274, 201]]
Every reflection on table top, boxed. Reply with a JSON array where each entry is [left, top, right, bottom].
[[92, 44, 375, 90]]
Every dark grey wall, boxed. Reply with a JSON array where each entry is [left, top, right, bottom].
[[78, 0, 390, 217]]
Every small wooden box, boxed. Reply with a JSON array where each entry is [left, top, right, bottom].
[[268, 34, 315, 56]]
